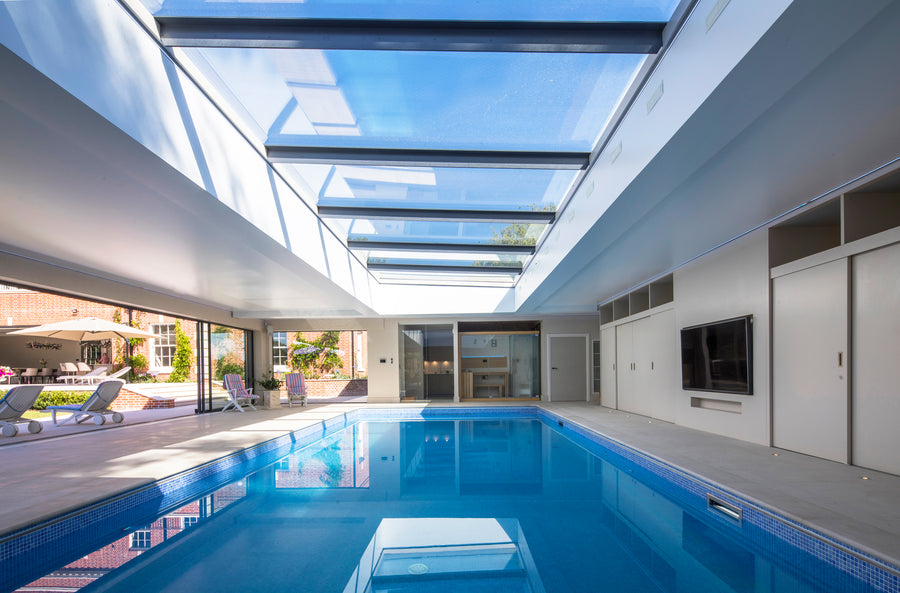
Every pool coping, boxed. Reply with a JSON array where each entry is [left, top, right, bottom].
[[2, 404, 898, 592]]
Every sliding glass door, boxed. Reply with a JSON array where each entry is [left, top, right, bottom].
[[400, 325, 454, 401]]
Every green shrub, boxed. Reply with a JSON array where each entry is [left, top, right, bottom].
[[126, 353, 149, 374], [33, 390, 92, 410], [255, 370, 282, 391], [167, 320, 193, 382], [214, 357, 244, 381]]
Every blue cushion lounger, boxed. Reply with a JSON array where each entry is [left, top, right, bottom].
[[48, 379, 125, 426], [0, 385, 44, 437]]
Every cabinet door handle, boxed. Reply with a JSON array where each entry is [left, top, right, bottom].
[[838, 352, 843, 367]]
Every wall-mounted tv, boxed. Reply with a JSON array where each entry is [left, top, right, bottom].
[[681, 316, 753, 395]]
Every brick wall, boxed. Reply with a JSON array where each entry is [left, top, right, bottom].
[[291, 330, 367, 376], [110, 387, 175, 410], [304, 378, 368, 397], [1, 288, 199, 380]]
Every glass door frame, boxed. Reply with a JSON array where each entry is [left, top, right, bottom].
[[195, 322, 255, 413], [458, 329, 541, 401]]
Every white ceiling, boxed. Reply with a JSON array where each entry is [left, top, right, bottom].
[[1, 0, 899, 320]]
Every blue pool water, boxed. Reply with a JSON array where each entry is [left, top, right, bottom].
[[2, 409, 898, 593]]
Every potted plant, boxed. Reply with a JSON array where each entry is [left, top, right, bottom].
[[255, 371, 283, 409]]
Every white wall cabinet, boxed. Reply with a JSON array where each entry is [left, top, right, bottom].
[[612, 310, 676, 422], [851, 242, 900, 474], [772, 259, 849, 463], [600, 327, 617, 408]]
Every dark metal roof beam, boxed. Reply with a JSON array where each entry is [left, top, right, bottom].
[[368, 262, 523, 274], [319, 206, 555, 223], [267, 146, 588, 170], [347, 240, 535, 254], [157, 18, 665, 54]]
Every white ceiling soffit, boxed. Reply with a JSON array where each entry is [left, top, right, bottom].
[[516, 0, 900, 314], [0, 42, 378, 319]]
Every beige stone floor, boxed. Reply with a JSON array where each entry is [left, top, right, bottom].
[[0, 401, 898, 571]]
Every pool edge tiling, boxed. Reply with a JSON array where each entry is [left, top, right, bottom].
[[2, 405, 899, 593]]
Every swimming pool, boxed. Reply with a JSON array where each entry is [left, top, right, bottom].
[[2, 407, 898, 592]]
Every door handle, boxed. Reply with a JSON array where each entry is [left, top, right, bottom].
[[838, 352, 843, 367], [551, 367, 559, 370]]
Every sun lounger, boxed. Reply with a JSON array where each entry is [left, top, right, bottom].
[[222, 374, 258, 412], [77, 365, 131, 385], [47, 380, 125, 426], [71, 366, 109, 385], [0, 385, 44, 436]]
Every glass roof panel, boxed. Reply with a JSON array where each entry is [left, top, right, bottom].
[[141, 1, 683, 285], [289, 165, 571, 210], [363, 252, 529, 265], [371, 269, 520, 287], [185, 48, 645, 151], [146, 1, 680, 22], [333, 219, 549, 246]]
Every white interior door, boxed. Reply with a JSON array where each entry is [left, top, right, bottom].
[[600, 327, 617, 408], [548, 335, 589, 402], [852, 242, 900, 474], [616, 324, 635, 412], [647, 310, 677, 423], [773, 259, 849, 463]]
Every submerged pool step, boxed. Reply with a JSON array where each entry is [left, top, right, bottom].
[[370, 574, 531, 593], [372, 543, 526, 584]]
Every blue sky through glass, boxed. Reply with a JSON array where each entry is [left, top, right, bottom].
[[143, 0, 682, 280]]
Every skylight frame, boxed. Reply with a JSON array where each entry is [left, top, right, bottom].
[[157, 17, 665, 53], [145, 2, 679, 283]]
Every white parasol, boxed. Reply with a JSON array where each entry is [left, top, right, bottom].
[[8, 317, 158, 341]]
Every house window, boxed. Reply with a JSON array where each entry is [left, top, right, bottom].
[[182, 516, 199, 529], [130, 529, 151, 550], [82, 342, 102, 365], [272, 331, 289, 372], [152, 323, 176, 369]]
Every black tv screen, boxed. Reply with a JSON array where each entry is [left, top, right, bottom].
[[681, 316, 753, 395]]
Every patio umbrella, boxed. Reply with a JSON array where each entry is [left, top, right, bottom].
[[294, 345, 320, 355], [8, 317, 158, 341]]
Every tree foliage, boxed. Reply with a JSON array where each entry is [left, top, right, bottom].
[[290, 331, 344, 378], [167, 320, 193, 382]]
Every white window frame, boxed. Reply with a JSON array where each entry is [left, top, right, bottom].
[[272, 331, 289, 372], [151, 323, 176, 372], [129, 529, 151, 550]]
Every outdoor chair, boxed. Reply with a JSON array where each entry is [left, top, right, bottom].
[[47, 379, 125, 426], [0, 385, 44, 437], [57, 362, 79, 384], [75, 362, 92, 374], [285, 372, 308, 408], [37, 367, 54, 383], [19, 368, 38, 384], [222, 374, 258, 412]]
